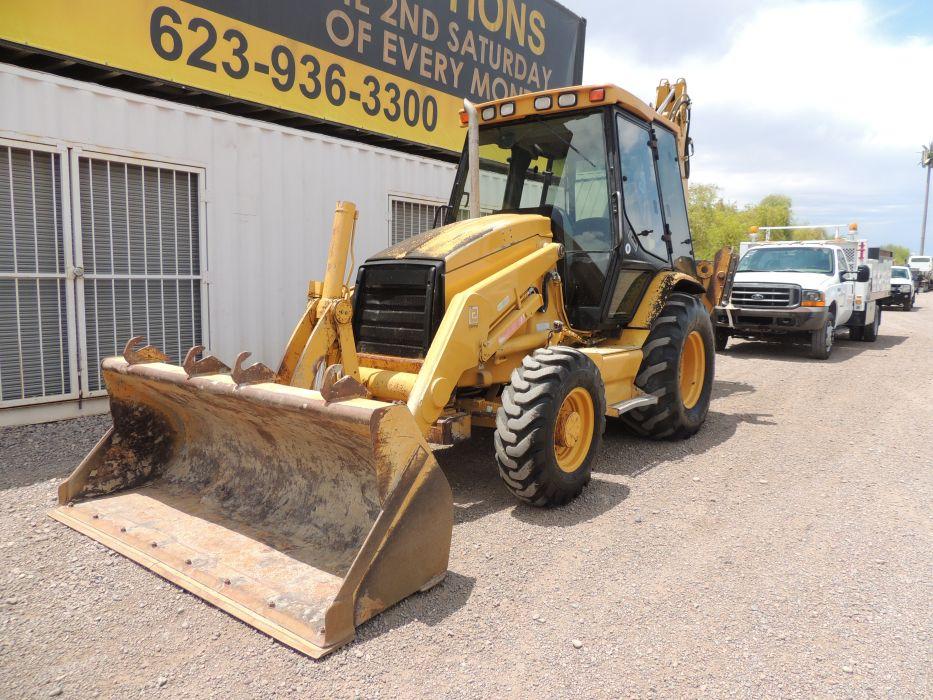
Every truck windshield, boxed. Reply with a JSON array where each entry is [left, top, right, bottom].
[[738, 247, 833, 274], [892, 268, 909, 278], [910, 257, 930, 264], [456, 110, 613, 251]]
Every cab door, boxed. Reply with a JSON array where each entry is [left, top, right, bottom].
[[652, 125, 696, 278], [834, 248, 854, 324]]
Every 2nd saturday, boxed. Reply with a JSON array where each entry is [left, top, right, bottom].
[[329, 0, 557, 98]]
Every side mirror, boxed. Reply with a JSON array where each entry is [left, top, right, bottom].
[[841, 271, 857, 282], [856, 265, 870, 282]]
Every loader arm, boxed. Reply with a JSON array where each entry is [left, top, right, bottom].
[[406, 242, 563, 434], [277, 202, 362, 387]]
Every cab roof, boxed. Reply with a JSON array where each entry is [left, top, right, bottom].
[[462, 84, 681, 136]]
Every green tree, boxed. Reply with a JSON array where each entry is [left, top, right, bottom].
[[881, 243, 910, 264], [688, 185, 824, 258]]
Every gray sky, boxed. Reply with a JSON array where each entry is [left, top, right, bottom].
[[575, 0, 932, 251]]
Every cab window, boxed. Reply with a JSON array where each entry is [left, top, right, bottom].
[[654, 125, 694, 275], [457, 111, 614, 253], [616, 115, 667, 263], [835, 249, 847, 274]]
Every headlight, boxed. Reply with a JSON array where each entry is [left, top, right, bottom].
[[900, 285, 912, 292], [801, 290, 825, 307]]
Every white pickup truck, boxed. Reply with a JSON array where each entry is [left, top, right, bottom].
[[907, 255, 932, 292], [714, 239, 892, 359], [881, 265, 916, 310]]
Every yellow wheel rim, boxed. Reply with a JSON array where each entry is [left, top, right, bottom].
[[679, 330, 706, 410], [554, 387, 595, 473]]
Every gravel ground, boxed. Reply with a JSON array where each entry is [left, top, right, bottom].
[[1, 301, 931, 699]]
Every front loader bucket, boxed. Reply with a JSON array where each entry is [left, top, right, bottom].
[[51, 357, 452, 658]]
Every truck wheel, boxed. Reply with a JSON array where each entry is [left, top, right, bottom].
[[810, 314, 834, 359], [495, 347, 606, 507], [903, 297, 912, 311], [622, 293, 714, 440], [862, 307, 880, 342], [714, 327, 730, 352]]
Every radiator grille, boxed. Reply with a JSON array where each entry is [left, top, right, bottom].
[[730, 284, 799, 308], [353, 263, 441, 359]]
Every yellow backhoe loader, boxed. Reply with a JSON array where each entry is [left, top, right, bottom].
[[52, 80, 735, 658]]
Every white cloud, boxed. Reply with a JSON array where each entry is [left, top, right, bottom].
[[581, 0, 933, 247]]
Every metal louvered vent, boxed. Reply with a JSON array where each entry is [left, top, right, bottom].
[[842, 246, 857, 269], [79, 157, 202, 393], [0, 145, 71, 403], [390, 197, 442, 246], [353, 262, 443, 359]]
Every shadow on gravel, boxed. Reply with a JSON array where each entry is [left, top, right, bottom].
[[712, 379, 756, 398], [435, 430, 630, 528], [0, 416, 107, 491], [435, 396, 773, 527], [435, 430, 519, 526], [723, 332, 907, 364], [356, 570, 477, 645], [598, 409, 776, 480]]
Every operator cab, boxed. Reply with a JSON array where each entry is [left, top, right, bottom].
[[445, 85, 696, 331]]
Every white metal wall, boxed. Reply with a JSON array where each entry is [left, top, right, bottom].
[[0, 63, 456, 420]]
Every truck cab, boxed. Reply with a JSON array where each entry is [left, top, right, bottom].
[[714, 240, 890, 359]]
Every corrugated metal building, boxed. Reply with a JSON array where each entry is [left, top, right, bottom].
[[0, 63, 456, 425]]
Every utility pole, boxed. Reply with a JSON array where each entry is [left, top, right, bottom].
[[921, 141, 932, 255]]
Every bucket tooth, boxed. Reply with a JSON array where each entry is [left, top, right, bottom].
[[321, 375, 372, 403], [182, 345, 231, 378], [122, 336, 169, 365], [231, 351, 278, 385]]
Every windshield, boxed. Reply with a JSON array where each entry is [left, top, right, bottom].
[[738, 247, 834, 274], [892, 268, 909, 278], [910, 257, 930, 264], [456, 110, 613, 251]]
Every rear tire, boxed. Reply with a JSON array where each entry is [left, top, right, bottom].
[[622, 293, 714, 440], [495, 347, 606, 507], [862, 306, 880, 342], [810, 313, 834, 359]]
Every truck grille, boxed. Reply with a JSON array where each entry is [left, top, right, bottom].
[[352, 261, 443, 359], [730, 284, 799, 308]]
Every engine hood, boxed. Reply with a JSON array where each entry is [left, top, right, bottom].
[[370, 213, 552, 273], [734, 270, 834, 289]]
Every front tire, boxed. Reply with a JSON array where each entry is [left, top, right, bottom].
[[811, 313, 835, 359], [495, 347, 606, 507], [622, 293, 715, 440], [714, 327, 730, 352]]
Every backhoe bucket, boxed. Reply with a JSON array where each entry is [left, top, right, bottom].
[[51, 357, 453, 658]]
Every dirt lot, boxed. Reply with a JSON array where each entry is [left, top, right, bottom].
[[2, 301, 931, 699]]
